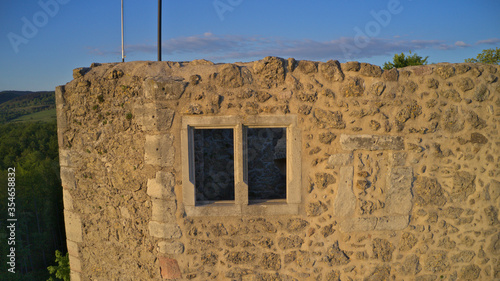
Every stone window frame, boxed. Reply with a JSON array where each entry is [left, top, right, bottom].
[[181, 115, 301, 216]]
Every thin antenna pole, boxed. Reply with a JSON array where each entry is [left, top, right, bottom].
[[158, 0, 162, 61], [121, 0, 125, 62]]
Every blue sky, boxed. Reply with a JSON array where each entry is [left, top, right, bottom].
[[0, 0, 499, 91]]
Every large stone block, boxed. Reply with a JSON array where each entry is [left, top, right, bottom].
[[60, 167, 76, 190], [63, 189, 74, 210], [367, 81, 386, 96], [144, 134, 175, 167], [451, 171, 476, 202], [375, 216, 410, 231], [360, 63, 382, 77], [318, 60, 344, 82], [443, 106, 465, 133], [312, 109, 346, 129], [334, 166, 355, 217], [158, 241, 184, 255], [459, 265, 481, 280], [252, 56, 285, 87], [340, 217, 377, 232], [151, 199, 177, 222], [342, 61, 360, 72], [69, 255, 82, 272], [148, 221, 182, 239], [55, 86, 68, 132], [58, 149, 72, 167], [385, 167, 413, 215], [147, 171, 176, 200], [70, 271, 81, 281], [340, 134, 404, 151], [382, 68, 399, 81], [391, 152, 407, 166], [488, 233, 500, 256], [215, 64, 245, 88], [490, 179, 500, 201], [341, 76, 364, 97], [56, 107, 68, 131], [55, 85, 66, 106], [66, 240, 80, 258], [298, 60, 318, 74], [327, 153, 353, 169], [324, 242, 350, 266], [64, 211, 83, 243], [134, 103, 175, 132], [159, 257, 182, 279], [414, 176, 447, 206], [436, 65, 455, 79], [371, 238, 395, 262], [72, 67, 90, 79], [144, 77, 187, 100]]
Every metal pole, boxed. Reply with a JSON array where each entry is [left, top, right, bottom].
[[158, 0, 162, 61], [121, 0, 124, 62]]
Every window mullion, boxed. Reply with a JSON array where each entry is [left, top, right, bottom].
[[287, 124, 301, 204], [234, 124, 248, 206], [182, 125, 195, 206]]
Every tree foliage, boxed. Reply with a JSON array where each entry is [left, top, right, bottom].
[[0, 121, 66, 280], [47, 251, 70, 281], [465, 47, 500, 64], [383, 51, 429, 70]]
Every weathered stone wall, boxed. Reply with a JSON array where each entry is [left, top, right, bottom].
[[56, 57, 500, 280]]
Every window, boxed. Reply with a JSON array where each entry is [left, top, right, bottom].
[[181, 115, 301, 216], [194, 128, 235, 202], [247, 127, 287, 201]]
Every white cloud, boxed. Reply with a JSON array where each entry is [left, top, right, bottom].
[[455, 41, 471, 47], [88, 33, 457, 62], [475, 38, 500, 45], [408, 40, 452, 50]]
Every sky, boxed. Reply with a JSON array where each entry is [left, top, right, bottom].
[[0, 0, 499, 91]]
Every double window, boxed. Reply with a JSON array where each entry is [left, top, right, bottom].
[[181, 115, 301, 216]]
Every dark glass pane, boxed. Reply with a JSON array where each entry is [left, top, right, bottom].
[[247, 128, 286, 200], [194, 129, 234, 201]]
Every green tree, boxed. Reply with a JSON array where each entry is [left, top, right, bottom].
[[0, 121, 65, 280], [383, 51, 429, 70], [47, 251, 70, 281], [465, 47, 500, 64]]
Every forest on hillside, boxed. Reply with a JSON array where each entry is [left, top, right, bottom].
[[0, 91, 55, 124], [0, 121, 66, 280]]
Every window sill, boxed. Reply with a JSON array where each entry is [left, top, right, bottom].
[[184, 202, 299, 216]]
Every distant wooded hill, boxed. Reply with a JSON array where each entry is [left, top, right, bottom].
[[0, 91, 56, 124], [0, 90, 65, 279]]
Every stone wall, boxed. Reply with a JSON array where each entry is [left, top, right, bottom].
[[56, 57, 500, 280]]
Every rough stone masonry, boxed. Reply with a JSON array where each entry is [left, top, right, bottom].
[[56, 57, 500, 280]]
